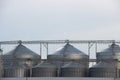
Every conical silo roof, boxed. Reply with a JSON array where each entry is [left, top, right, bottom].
[[101, 43, 120, 53], [97, 43, 120, 61], [53, 43, 86, 55], [48, 43, 88, 60], [4, 44, 40, 59], [62, 62, 85, 68]]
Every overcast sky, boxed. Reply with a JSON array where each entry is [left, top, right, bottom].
[[0, 0, 120, 41]]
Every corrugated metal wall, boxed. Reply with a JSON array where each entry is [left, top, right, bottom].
[[0, 77, 117, 80]]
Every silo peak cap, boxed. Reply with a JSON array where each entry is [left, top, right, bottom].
[[101, 43, 120, 53], [4, 44, 40, 59], [52, 43, 87, 55]]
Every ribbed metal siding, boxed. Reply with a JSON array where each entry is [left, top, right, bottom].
[[61, 68, 86, 77], [32, 68, 57, 77], [0, 77, 115, 80], [4, 68, 28, 77], [89, 68, 116, 77], [89, 62, 116, 77], [32, 63, 57, 77], [0, 66, 3, 77]]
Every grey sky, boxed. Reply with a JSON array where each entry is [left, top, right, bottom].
[[0, 0, 120, 41]]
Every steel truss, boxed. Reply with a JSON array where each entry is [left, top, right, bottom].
[[0, 40, 119, 62]]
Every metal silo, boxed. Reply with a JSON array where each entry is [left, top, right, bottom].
[[4, 62, 28, 77], [48, 43, 88, 67], [96, 43, 120, 77], [0, 59, 3, 78], [0, 63, 2, 78], [97, 43, 120, 62], [0, 49, 3, 78], [89, 62, 116, 77], [32, 62, 57, 77], [3, 44, 41, 67], [61, 62, 86, 77]]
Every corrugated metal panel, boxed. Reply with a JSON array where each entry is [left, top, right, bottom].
[[89, 62, 116, 77], [61, 62, 87, 77], [0, 77, 115, 80], [32, 62, 57, 77], [4, 63, 29, 77], [29, 77, 114, 80], [1, 78, 26, 80]]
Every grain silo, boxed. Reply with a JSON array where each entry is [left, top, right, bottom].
[[96, 43, 120, 77], [3, 44, 41, 67], [32, 62, 57, 77], [61, 62, 86, 77], [4, 62, 28, 77], [97, 43, 120, 62], [0, 49, 3, 78], [89, 62, 116, 77], [47, 43, 89, 67]]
